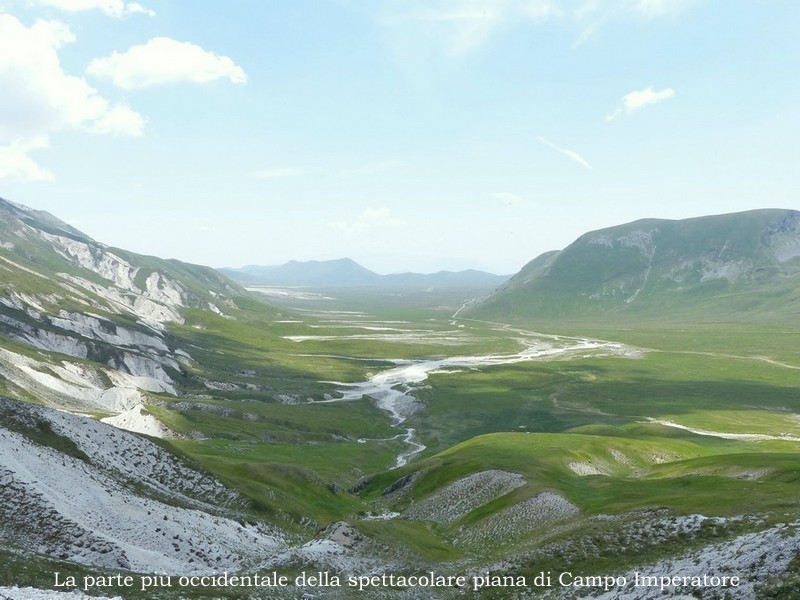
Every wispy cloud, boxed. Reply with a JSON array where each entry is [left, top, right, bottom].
[[249, 167, 304, 179], [379, 0, 698, 58], [606, 86, 675, 121], [537, 136, 592, 170], [570, 23, 598, 48], [381, 1, 506, 58], [635, 0, 699, 19], [489, 192, 533, 208]]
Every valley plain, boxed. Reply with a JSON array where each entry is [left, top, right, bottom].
[[2, 203, 800, 599]]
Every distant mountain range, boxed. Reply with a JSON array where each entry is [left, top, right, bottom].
[[220, 257, 511, 289], [470, 209, 800, 322]]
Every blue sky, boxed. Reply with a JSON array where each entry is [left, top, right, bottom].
[[1, 0, 798, 274]]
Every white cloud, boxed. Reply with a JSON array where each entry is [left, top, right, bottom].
[[249, 167, 304, 179], [32, 0, 155, 18], [328, 207, 407, 236], [0, 138, 54, 182], [0, 14, 145, 181], [622, 86, 676, 110], [537, 136, 592, 170], [87, 103, 145, 136], [87, 37, 247, 90], [606, 86, 675, 121]]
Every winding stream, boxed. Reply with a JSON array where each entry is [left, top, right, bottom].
[[316, 333, 637, 468]]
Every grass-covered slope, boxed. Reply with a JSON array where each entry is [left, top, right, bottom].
[[472, 209, 800, 321], [335, 317, 800, 597]]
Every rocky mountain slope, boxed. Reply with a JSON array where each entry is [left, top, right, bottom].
[[0, 197, 243, 428], [0, 397, 283, 574], [471, 209, 800, 321], [0, 200, 312, 596]]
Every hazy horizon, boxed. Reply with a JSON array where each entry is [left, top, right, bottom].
[[220, 256, 517, 276]]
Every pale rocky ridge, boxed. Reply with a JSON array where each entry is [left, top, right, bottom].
[[0, 398, 284, 574], [405, 470, 527, 525], [0, 198, 244, 435], [587, 520, 800, 599]]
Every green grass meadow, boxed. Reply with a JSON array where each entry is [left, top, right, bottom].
[[4, 280, 800, 596]]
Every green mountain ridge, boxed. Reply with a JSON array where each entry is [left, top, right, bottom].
[[471, 209, 800, 322]]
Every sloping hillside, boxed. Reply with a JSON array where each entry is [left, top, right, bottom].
[[0, 397, 284, 573], [0, 197, 248, 419], [471, 209, 800, 322]]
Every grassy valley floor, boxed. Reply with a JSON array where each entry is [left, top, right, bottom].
[[4, 284, 800, 598]]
